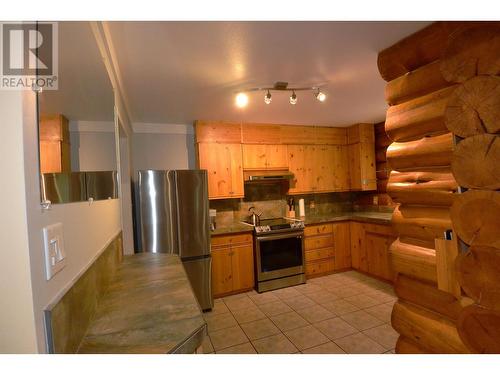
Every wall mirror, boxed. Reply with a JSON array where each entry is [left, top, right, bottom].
[[37, 21, 118, 204]]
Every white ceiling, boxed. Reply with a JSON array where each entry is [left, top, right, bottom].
[[107, 21, 430, 127], [39, 22, 114, 122]]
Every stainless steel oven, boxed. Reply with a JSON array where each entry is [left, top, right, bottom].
[[255, 228, 305, 292]]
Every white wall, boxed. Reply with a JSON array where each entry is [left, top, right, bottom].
[[0, 90, 38, 353], [23, 90, 122, 352], [69, 120, 116, 171], [131, 123, 196, 177]]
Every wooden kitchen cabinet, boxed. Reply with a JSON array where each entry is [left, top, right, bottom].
[[211, 247, 233, 296], [350, 221, 396, 281], [194, 121, 376, 196], [347, 124, 377, 191], [211, 233, 254, 297], [242, 144, 288, 170], [39, 114, 71, 173], [197, 143, 244, 199], [333, 222, 351, 270], [288, 145, 350, 193], [195, 120, 242, 143]]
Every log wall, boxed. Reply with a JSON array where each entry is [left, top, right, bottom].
[[442, 24, 500, 354], [378, 21, 500, 353]]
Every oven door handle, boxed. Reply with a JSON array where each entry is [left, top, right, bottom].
[[256, 232, 304, 242]]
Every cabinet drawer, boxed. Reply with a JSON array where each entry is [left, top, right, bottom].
[[304, 223, 333, 236], [305, 247, 334, 262], [305, 235, 334, 250], [305, 259, 334, 276], [211, 233, 253, 248]]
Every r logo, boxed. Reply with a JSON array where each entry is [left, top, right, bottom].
[[1, 22, 58, 90]]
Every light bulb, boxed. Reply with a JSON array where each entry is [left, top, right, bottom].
[[289, 91, 297, 105], [235, 92, 248, 108], [264, 90, 272, 104], [315, 90, 326, 102]]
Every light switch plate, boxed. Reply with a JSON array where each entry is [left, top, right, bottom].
[[43, 223, 66, 280]]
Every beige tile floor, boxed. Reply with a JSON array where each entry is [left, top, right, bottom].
[[201, 270, 398, 354]]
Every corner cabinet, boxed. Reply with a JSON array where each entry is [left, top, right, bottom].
[[347, 124, 377, 191], [350, 221, 396, 281], [211, 233, 254, 298], [197, 143, 244, 199]]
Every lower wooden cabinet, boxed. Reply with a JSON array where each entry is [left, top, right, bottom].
[[211, 233, 254, 297], [350, 221, 396, 281], [304, 222, 351, 278]]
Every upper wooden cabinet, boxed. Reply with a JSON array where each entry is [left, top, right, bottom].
[[195, 121, 241, 143], [194, 121, 376, 196], [241, 123, 282, 144], [288, 145, 350, 194], [315, 127, 348, 145], [347, 124, 376, 191], [280, 125, 317, 144], [39, 114, 71, 173], [242, 144, 288, 170], [197, 143, 244, 199]]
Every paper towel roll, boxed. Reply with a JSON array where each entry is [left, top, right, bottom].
[[298, 198, 305, 217]]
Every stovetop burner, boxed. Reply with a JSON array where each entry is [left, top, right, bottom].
[[242, 217, 304, 234]]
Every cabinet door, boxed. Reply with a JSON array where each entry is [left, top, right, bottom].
[[365, 231, 394, 281], [198, 143, 244, 199], [231, 244, 255, 291], [333, 222, 351, 270], [350, 222, 367, 272], [40, 141, 63, 173], [288, 145, 308, 193], [265, 145, 288, 169], [358, 142, 377, 191], [348, 143, 362, 190], [304, 145, 317, 192], [334, 145, 350, 191], [314, 146, 333, 192], [211, 247, 234, 297], [242, 144, 267, 169]]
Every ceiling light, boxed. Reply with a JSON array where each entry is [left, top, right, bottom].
[[235, 92, 248, 108], [289, 91, 297, 105], [315, 89, 326, 102], [264, 90, 272, 105]]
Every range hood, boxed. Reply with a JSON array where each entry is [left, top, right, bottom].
[[243, 169, 294, 183]]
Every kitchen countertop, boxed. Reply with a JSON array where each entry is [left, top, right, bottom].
[[77, 253, 206, 354], [211, 211, 392, 236]]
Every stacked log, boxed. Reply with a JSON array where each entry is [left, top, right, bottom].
[[439, 24, 500, 354], [377, 21, 497, 354]]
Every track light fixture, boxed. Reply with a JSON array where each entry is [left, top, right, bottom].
[[234, 81, 326, 108], [315, 88, 326, 102], [235, 92, 249, 108], [264, 90, 272, 104]]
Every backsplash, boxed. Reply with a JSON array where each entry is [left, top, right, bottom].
[[210, 184, 363, 224]]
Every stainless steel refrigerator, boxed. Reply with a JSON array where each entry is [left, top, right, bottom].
[[138, 169, 213, 311]]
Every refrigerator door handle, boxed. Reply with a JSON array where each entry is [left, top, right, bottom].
[[173, 171, 183, 255]]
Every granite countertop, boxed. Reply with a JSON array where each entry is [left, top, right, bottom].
[[211, 221, 254, 236], [77, 253, 206, 354], [304, 211, 393, 225], [211, 211, 392, 235]]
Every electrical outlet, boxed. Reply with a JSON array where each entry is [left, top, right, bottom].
[[43, 223, 66, 280], [310, 200, 315, 209]]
